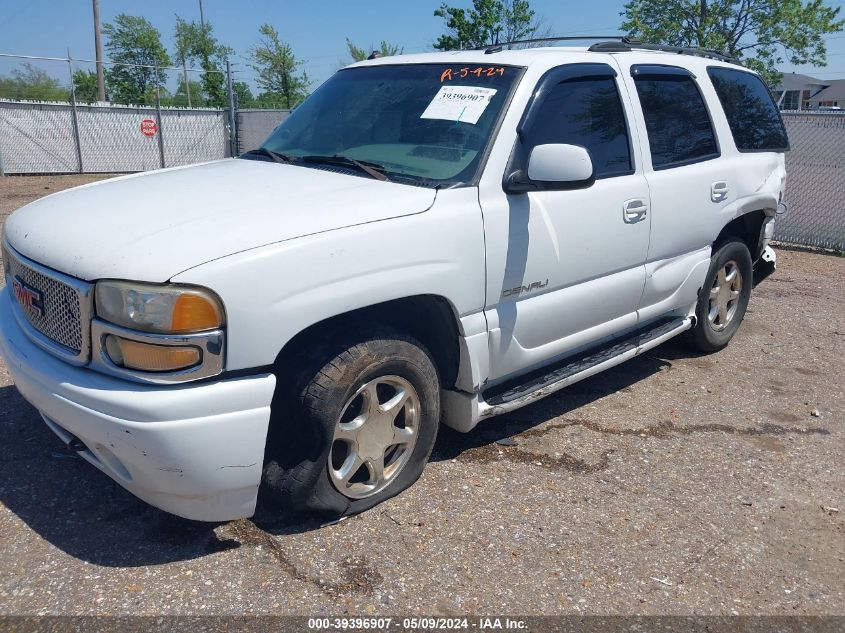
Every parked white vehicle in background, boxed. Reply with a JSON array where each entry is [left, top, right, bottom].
[[0, 37, 788, 522]]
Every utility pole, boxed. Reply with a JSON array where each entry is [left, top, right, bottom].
[[176, 25, 192, 107], [67, 49, 84, 173], [92, 0, 106, 102], [226, 59, 237, 157], [182, 56, 192, 108], [198, 0, 205, 29]]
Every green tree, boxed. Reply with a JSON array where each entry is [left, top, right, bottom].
[[0, 63, 69, 101], [232, 81, 255, 108], [168, 77, 204, 107], [72, 69, 100, 103], [345, 38, 404, 62], [103, 14, 171, 104], [433, 0, 537, 50], [174, 16, 233, 107], [621, 0, 844, 84], [249, 24, 309, 108]]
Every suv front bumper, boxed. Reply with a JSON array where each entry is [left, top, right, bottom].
[[0, 292, 276, 522]]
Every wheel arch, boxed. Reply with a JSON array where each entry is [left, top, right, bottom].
[[714, 208, 768, 260], [271, 294, 464, 391]]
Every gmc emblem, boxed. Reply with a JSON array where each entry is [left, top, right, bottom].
[[12, 276, 45, 318]]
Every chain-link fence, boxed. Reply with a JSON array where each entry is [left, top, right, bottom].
[[776, 112, 845, 251], [0, 100, 229, 173], [236, 109, 290, 154], [0, 51, 237, 174]]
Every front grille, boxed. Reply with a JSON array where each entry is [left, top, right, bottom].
[[3, 243, 89, 356]]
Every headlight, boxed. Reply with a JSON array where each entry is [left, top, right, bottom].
[[95, 281, 224, 334], [92, 281, 225, 380]]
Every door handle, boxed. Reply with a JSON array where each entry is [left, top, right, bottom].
[[711, 181, 730, 202], [623, 199, 648, 223]]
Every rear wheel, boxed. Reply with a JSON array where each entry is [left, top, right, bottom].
[[686, 238, 753, 352], [261, 329, 440, 519]]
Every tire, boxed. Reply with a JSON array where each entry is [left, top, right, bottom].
[[686, 238, 753, 353], [261, 328, 441, 519]]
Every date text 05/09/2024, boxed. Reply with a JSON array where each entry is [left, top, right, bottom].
[[307, 617, 529, 631]]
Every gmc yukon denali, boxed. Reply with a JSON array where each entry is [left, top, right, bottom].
[[0, 40, 788, 521]]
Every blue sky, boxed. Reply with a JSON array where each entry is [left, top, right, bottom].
[[2, 0, 844, 91]]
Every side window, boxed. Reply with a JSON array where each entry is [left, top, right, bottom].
[[707, 67, 789, 152], [523, 76, 633, 178], [633, 69, 719, 169]]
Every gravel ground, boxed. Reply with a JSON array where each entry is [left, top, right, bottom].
[[0, 175, 843, 616]]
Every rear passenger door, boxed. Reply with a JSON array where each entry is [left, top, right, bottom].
[[618, 63, 728, 322]]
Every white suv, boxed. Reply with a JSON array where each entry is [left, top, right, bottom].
[[0, 40, 788, 522]]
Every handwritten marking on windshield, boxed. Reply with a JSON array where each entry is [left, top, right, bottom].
[[440, 67, 506, 82]]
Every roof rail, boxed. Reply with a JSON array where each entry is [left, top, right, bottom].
[[481, 35, 636, 54], [587, 40, 735, 63]]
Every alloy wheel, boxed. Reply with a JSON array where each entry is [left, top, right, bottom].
[[708, 260, 742, 331], [328, 375, 420, 499]]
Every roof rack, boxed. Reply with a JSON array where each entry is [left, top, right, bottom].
[[479, 35, 735, 63], [481, 35, 632, 54], [587, 40, 735, 63]]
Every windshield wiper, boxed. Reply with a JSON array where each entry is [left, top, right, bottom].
[[240, 147, 294, 164], [302, 154, 390, 182]]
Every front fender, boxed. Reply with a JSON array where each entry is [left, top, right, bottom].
[[171, 188, 486, 371]]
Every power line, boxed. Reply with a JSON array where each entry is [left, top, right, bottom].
[[0, 0, 39, 29], [0, 52, 226, 75]]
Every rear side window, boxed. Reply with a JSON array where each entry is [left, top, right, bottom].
[[524, 76, 633, 178], [633, 71, 719, 169], [707, 67, 789, 152]]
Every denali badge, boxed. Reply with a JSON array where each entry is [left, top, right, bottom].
[[502, 279, 549, 298], [12, 276, 45, 318]]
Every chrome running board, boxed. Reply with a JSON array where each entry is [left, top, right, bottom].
[[477, 316, 692, 420]]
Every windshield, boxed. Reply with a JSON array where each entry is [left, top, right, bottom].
[[255, 63, 520, 187]]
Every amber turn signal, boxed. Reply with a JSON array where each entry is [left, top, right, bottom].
[[171, 293, 224, 333], [105, 335, 201, 373]]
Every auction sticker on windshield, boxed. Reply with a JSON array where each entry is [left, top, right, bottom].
[[420, 86, 497, 125]]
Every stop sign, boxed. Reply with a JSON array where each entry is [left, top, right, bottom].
[[140, 119, 158, 137]]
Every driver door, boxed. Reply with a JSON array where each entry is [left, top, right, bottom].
[[481, 63, 651, 382]]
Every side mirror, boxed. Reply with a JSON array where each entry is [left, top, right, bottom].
[[528, 143, 594, 184], [505, 143, 595, 193]]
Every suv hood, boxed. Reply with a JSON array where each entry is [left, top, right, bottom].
[[4, 159, 436, 282]]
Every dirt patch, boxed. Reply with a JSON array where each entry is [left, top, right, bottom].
[[0, 174, 115, 219]]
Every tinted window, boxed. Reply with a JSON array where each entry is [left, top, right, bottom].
[[634, 73, 719, 168], [707, 67, 789, 151], [257, 64, 518, 187], [524, 76, 632, 178]]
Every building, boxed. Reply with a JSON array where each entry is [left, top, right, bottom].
[[771, 72, 845, 110], [808, 81, 845, 109]]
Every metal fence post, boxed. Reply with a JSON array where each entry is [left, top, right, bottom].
[[67, 49, 84, 173], [0, 120, 5, 176], [154, 63, 166, 169], [226, 59, 238, 157]]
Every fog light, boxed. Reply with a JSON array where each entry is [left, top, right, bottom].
[[104, 335, 201, 372]]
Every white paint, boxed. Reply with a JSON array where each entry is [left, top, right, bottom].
[[4, 159, 436, 282], [0, 46, 787, 519]]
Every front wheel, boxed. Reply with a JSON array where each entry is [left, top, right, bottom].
[[261, 329, 441, 519], [686, 238, 753, 353]]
